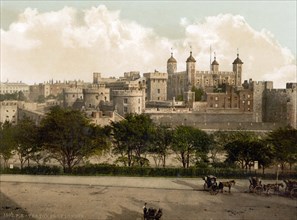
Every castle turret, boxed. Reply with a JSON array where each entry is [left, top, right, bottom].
[[211, 53, 219, 73], [186, 51, 196, 88], [232, 52, 243, 87], [167, 53, 177, 74]]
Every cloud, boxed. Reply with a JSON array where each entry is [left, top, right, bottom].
[[1, 6, 296, 88], [177, 14, 296, 88]]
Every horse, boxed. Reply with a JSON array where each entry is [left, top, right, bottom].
[[218, 180, 236, 193]]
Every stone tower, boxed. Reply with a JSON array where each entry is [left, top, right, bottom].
[[93, 72, 101, 84], [167, 53, 177, 74], [232, 52, 243, 87], [211, 53, 219, 73], [186, 51, 196, 89]]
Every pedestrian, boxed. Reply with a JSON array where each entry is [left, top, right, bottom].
[[143, 203, 148, 220]]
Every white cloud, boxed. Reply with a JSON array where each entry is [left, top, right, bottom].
[[1, 6, 296, 88]]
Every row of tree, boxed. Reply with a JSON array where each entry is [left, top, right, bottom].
[[0, 106, 296, 173]]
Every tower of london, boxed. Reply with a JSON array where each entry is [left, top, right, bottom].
[[2, 50, 296, 131], [167, 51, 243, 100]]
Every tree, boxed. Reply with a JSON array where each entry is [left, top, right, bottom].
[[209, 130, 230, 164], [18, 91, 27, 101], [0, 121, 15, 168], [224, 131, 258, 170], [149, 125, 172, 167], [110, 114, 155, 167], [223, 131, 275, 172], [37, 95, 45, 103], [38, 106, 103, 172], [191, 86, 204, 101], [171, 126, 210, 168], [267, 127, 297, 171], [14, 117, 39, 169]]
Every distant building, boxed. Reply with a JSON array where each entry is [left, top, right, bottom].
[[0, 101, 18, 125], [0, 82, 29, 94]]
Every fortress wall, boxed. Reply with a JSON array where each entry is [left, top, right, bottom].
[[147, 112, 285, 131]]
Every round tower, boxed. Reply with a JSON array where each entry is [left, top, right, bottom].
[[167, 53, 177, 74], [211, 53, 219, 73], [232, 52, 243, 87]]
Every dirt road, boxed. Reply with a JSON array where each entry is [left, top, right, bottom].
[[0, 175, 296, 220]]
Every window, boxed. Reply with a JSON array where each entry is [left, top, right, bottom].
[[124, 98, 128, 104], [248, 101, 250, 105], [124, 106, 128, 113], [138, 98, 140, 104], [215, 97, 218, 101], [215, 104, 218, 108], [157, 89, 160, 94]]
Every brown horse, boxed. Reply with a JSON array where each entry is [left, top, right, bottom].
[[218, 180, 236, 193]]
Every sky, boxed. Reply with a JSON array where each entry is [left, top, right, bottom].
[[1, 0, 296, 88]]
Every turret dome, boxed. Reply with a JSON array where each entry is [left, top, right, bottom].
[[186, 51, 196, 62], [167, 53, 177, 63], [232, 53, 243, 64]]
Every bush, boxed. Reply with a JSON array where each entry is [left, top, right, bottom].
[[0, 165, 62, 175], [1, 164, 296, 179]]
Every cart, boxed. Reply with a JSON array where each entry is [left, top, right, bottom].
[[248, 177, 264, 195], [202, 175, 219, 195]]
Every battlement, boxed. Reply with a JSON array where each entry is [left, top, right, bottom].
[[286, 83, 297, 89], [83, 88, 108, 94], [63, 88, 83, 94], [112, 89, 143, 97], [196, 71, 234, 75], [143, 71, 168, 79]]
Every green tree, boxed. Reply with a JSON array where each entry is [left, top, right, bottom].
[[14, 117, 39, 169], [267, 127, 297, 170], [191, 86, 204, 101], [110, 114, 155, 167], [38, 106, 102, 172], [37, 95, 45, 103], [17, 91, 27, 101], [149, 125, 172, 167], [223, 131, 275, 172], [209, 130, 230, 164], [0, 122, 15, 168], [224, 131, 258, 169], [171, 126, 210, 168]]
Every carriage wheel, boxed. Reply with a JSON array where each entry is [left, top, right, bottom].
[[254, 186, 263, 195], [266, 187, 274, 196], [210, 185, 219, 195], [249, 184, 254, 192], [290, 188, 297, 199]]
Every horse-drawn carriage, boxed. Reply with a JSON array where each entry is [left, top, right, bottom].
[[284, 179, 297, 198], [143, 203, 162, 220], [248, 177, 264, 194], [202, 175, 219, 195], [202, 175, 236, 194]]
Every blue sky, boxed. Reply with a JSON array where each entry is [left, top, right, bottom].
[[1, 1, 296, 87]]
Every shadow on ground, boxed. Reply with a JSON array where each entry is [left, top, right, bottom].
[[0, 192, 35, 220], [172, 179, 201, 191], [106, 205, 142, 220]]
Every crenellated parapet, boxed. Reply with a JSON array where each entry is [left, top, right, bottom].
[[112, 89, 144, 97]]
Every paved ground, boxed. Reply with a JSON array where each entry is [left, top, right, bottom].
[[1, 175, 297, 220]]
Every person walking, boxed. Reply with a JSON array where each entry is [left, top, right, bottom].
[[143, 203, 148, 220]]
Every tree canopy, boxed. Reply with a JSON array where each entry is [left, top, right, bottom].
[[38, 106, 107, 172]]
